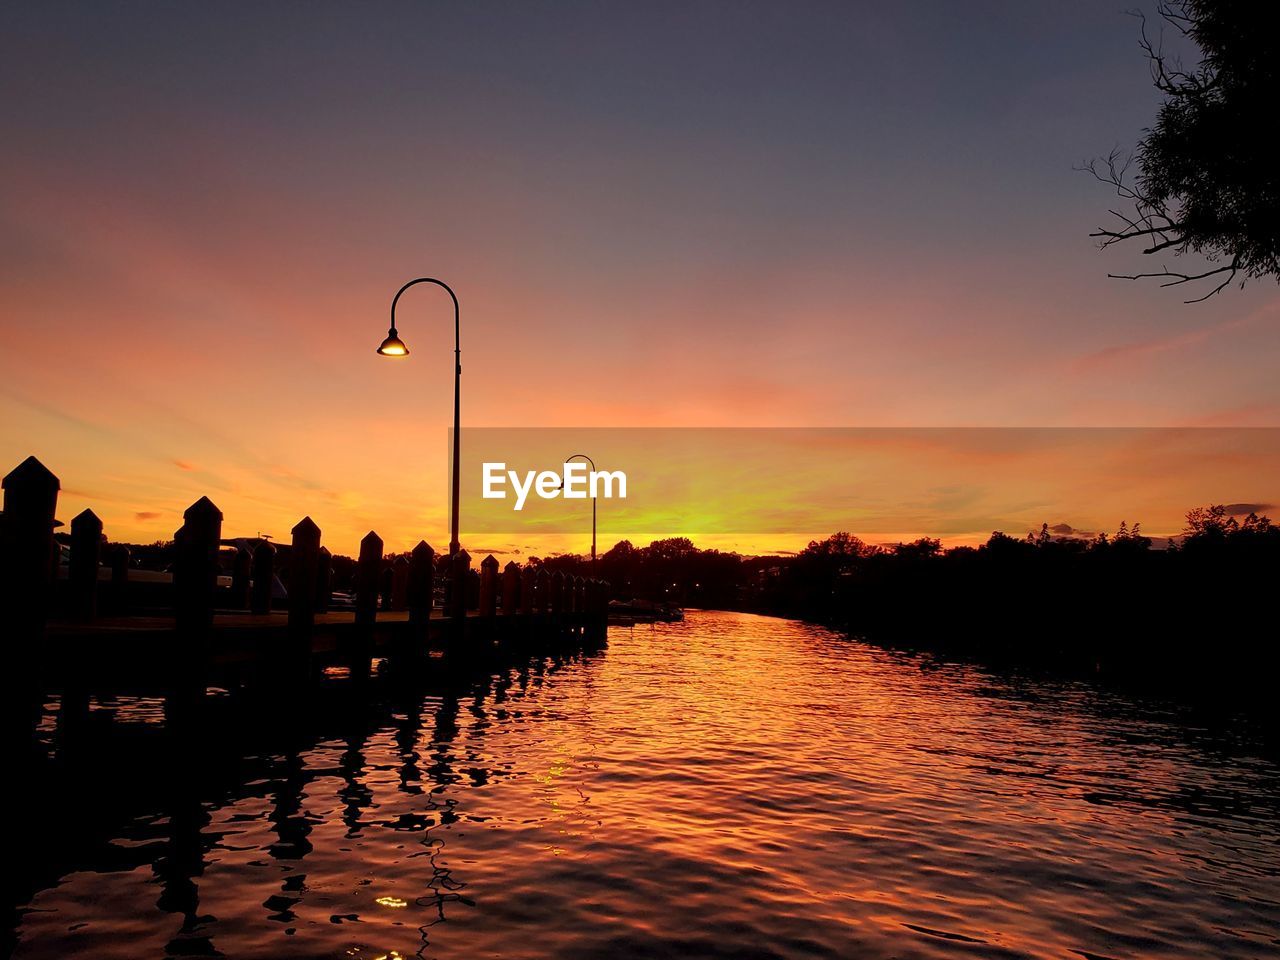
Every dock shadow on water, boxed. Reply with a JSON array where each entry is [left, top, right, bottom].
[[7, 611, 1280, 959]]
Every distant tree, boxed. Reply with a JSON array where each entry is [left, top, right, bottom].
[[1184, 503, 1237, 539], [645, 537, 698, 562], [892, 537, 943, 559], [1238, 511, 1273, 535], [984, 531, 1032, 557], [1180, 505, 1279, 555], [1085, 1, 1280, 301], [798, 531, 872, 560], [1027, 522, 1052, 546], [1097, 519, 1153, 554], [602, 539, 637, 561]]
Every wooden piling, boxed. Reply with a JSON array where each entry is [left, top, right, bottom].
[[408, 541, 435, 625], [479, 555, 499, 617], [521, 564, 536, 615], [251, 541, 275, 614], [1, 456, 59, 612], [315, 546, 332, 614], [534, 566, 549, 614], [69, 508, 102, 620], [353, 531, 383, 681], [1, 456, 60, 745], [355, 531, 382, 621], [169, 496, 222, 724], [502, 561, 520, 615], [230, 546, 252, 610], [391, 555, 410, 610], [109, 544, 130, 612], [450, 549, 471, 619], [174, 497, 222, 634], [379, 565, 393, 611], [288, 519, 322, 686], [552, 570, 566, 617]]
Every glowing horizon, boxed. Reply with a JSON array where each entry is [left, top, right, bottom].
[[3, 3, 1278, 559]]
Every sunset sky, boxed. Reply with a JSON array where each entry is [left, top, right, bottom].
[[3, 2, 1279, 558]]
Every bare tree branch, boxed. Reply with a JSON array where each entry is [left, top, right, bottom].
[[1084, 2, 1277, 302], [1108, 256, 1241, 302]]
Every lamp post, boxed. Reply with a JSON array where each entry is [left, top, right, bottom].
[[562, 453, 597, 569], [376, 277, 462, 557]]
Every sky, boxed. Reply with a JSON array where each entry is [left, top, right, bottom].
[[2, 1, 1278, 558]]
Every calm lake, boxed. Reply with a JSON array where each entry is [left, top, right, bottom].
[[10, 610, 1280, 959]]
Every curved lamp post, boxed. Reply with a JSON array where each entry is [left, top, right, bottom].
[[377, 277, 462, 556], [561, 453, 597, 569]]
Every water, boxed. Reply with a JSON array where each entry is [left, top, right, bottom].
[[10, 611, 1280, 959]]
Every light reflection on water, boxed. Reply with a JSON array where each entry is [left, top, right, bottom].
[[12, 610, 1280, 959]]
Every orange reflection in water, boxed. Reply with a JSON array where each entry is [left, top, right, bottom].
[[13, 612, 1280, 959]]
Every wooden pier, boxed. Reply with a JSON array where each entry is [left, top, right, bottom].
[[1, 456, 610, 745]]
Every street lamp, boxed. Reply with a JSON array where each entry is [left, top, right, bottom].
[[376, 277, 462, 557], [561, 453, 597, 569]]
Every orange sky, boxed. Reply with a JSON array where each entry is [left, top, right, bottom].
[[3, 4, 1279, 560]]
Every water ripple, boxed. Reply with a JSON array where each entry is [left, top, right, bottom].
[[11, 610, 1280, 959]]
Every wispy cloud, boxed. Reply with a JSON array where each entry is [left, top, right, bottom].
[[1070, 299, 1280, 375], [1222, 502, 1273, 516]]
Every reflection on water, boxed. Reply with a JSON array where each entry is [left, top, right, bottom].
[[10, 611, 1280, 959]]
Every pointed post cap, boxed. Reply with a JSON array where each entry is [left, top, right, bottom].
[[360, 530, 383, 552], [71, 508, 102, 530], [319, 545, 332, 558], [3, 455, 59, 492], [481, 554, 499, 569], [454, 548, 471, 564], [254, 539, 276, 556], [184, 495, 223, 522], [393, 554, 409, 567], [504, 560, 520, 572], [412, 540, 435, 558], [292, 515, 321, 541]]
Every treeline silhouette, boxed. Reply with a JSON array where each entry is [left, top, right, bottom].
[[778, 509, 1277, 700], [539, 506, 1278, 709], [94, 507, 1276, 707]]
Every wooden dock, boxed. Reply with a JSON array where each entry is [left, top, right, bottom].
[[1, 455, 610, 744]]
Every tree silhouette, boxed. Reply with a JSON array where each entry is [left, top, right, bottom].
[[1085, 1, 1280, 301]]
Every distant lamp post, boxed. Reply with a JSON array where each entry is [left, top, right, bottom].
[[376, 277, 462, 556], [561, 453, 597, 569]]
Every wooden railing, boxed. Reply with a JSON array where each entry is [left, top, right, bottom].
[[1, 455, 610, 742]]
